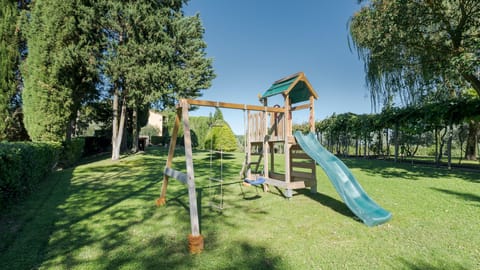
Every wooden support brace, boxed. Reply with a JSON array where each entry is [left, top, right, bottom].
[[164, 167, 188, 185], [157, 108, 182, 206]]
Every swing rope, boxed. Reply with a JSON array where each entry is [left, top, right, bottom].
[[240, 107, 250, 180], [208, 117, 224, 210]]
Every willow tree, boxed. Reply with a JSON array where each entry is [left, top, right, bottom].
[[350, 0, 480, 159], [22, 0, 101, 142], [102, 0, 214, 160]]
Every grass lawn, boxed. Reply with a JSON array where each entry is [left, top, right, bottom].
[[1, 146, 479, 269]]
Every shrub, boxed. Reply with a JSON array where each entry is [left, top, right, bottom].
[[59, 138, 85, 168], [83, 136, 111, 156], [0, 142, 61, 209], [151, 136, 164, 145], [204, 123, 237, 152], [140, 124, 160, 137]]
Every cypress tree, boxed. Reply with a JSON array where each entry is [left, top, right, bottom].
[[22, 0, 101, 142], [0, 0, 18, 141]]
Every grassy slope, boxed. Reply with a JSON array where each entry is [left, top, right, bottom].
[[0, 146, 479, 269]]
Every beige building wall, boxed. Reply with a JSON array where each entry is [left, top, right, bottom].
[[147, 110, 163, 135]]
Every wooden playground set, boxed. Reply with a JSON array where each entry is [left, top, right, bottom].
[[156, 72, 320, 253], [156, 71, 393, 253]]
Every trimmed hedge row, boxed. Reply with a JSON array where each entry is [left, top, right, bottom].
[[0, 142, 62, 209], [83, 136, 111, 156], [59, 138, 85, 168]]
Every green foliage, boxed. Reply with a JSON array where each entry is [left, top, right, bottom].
[[22, 0, 101, 142], [204, 122, 237, 152], [0, 0, 19, 141], [59, 138, 85, 168], [150, 136, 165, 145], [190, 116, 210, 149], [318, 96, 480, 159], [83, 136, 111, 156], [213, 108, 224, 122], [0, 141, 61, 209], [350, 0, 480, 106], [101, 0, 214, 159], [140, 125, 160, 137]]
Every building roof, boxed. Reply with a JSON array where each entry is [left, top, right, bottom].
[[261, 72, 318, 104]]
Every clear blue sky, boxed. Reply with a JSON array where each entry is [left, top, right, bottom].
[[183, 1, 372, 135]]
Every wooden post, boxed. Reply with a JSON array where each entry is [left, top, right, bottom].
[[246, 110, 251, 179], [262, 99, 269, 180], [284, 95, 292, 198], [309, 96, 315, 132], [157, 108, 182, 206], [180, 100, 203, 253]]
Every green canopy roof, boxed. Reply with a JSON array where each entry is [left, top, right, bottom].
[[261, 72, 318, 104]]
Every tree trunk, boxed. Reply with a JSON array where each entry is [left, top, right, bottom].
[[363, 133, 367, 158], [386, 128, 390, 158], [131, 107, 139, 153], [394, 124, 399, 162], [434, 127, 439, 166], [112, 88, 127, 161], [447, 123, 453, 170], [462, 73, 480, 97], [378, 130, 382, 157], [112, 87, 119, 160], [66, 119, 74, 142], [355, 138, 359, 157], [465, 120, 478, 160], [438, 126, 448, 162]]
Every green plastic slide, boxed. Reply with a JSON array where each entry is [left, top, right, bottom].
[[294, 131, 392, 226]]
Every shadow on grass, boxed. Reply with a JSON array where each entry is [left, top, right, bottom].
[[295, 189, 358, 222], [395, 257, 470, 270], [0, 168, 74, 270], [342, 158, 480, 183], [202, 152, 238, 161], [100, 237, 283, 269], [431, 188, 480, 206], [0, 145, 289, 269]]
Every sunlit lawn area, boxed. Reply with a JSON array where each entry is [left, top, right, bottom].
[[1, 146, 479, 269]]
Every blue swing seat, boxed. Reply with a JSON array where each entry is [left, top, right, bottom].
[[243, 177, 266, 186]]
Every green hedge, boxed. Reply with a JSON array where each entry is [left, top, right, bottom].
[[0, 142, 62, 209], [59, 138, 85, 168], [151, 136, 167, 145]]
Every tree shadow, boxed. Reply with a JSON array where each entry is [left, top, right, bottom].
[[0, 168, 74, 270], [431, 188, 480, 206], [201, 152, 239, 161], [342, 158, 480, 183], [395, 257, 470, 270]]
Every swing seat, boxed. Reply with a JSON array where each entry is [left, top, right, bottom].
[[243, 177, 266, 186]]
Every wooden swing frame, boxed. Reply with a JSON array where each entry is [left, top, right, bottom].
[[157, 72, 319, 254]]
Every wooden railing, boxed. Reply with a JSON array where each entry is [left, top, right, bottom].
[[248, 111, 286, 143]]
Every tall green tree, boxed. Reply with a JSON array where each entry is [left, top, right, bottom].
[[350, 0, 480, 160], [22, 0, 101, 142], [0, 0, 19, 141], [102, 0, 214, 160], [350, 0, 480, 105]]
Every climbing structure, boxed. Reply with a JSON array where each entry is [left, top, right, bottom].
[[244, 72, 318, 197], [155, 72, 392, 254], [156, 72, 320, 253]]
